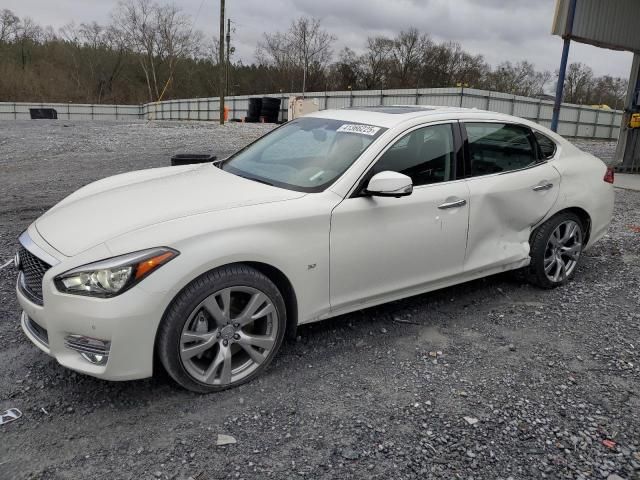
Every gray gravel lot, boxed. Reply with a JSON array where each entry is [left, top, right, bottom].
[[0, 121, 639, 480]]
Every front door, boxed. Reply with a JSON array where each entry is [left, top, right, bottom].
[[329, 122, 470, 313]]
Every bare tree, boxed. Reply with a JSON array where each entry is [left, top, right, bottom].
[[360, 36, 394, 89], [0, 9, 19, 43], [591, 75, 628, 107], [290, 17, 334, 93], [256, 16, 334, 93], [112, 0, 202, 102], [390, 28, 426, 86], [563, 62, 594, 104], [330, 47, 360, 89], [487, 61, 551, 96]]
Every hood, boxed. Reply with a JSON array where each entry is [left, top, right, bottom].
[[36, 164, 304, 256]]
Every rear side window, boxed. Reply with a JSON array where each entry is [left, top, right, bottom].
[[465, 123, 537, 177], [534, 131, 557, 160]]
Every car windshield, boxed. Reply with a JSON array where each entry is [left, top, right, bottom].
[[221, 117, 387, 192]]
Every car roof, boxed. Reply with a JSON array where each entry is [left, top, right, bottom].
[[306, 105, 520, 129]]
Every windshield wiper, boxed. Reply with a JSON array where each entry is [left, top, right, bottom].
[[234, 173, 274, 187]]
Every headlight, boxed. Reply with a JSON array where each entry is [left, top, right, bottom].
[[55, 247, 178, 297]]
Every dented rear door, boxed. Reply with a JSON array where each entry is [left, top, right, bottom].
[[462, 122, 560, 274]]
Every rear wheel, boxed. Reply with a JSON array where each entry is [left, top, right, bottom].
[[157, 265, 287, 393], [528, 212, 584, 288]]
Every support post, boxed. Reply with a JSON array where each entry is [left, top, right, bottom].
[[551, 0, 577, 132], [616, 53, 640, 167]]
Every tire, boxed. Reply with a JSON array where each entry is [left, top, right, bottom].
[[248, 98, 262, 117], [156, 265, 287, 393], [527, 212, 584, 289], [261, 97, 281, 108]]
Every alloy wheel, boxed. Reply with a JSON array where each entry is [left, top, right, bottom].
[[543, 220, 583, 283], [179, 286, 278, 386]]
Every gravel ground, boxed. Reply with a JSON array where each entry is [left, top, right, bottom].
[[0, 121, 639, 480]]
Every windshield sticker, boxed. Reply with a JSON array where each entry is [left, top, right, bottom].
[[336, 124, 381, 136]]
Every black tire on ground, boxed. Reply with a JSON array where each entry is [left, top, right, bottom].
[[527, 211, 584, 289], [156, 264, 287, 393]]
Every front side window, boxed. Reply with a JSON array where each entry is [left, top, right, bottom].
[[465, 123, 537, 177], [370, 123, 456, 186], [222, 117, 386, 192]]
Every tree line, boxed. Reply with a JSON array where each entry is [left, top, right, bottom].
[[0, 1, 628, 107]]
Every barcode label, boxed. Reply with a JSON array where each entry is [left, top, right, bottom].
[[336, 124, 381, 136]]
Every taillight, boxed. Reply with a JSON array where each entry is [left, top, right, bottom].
[[604, 166, 615, 184]]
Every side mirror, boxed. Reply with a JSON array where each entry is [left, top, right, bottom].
[[365, 171, 413, 198]]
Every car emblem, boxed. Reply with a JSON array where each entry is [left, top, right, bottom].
[[220, 325, 235, 340]]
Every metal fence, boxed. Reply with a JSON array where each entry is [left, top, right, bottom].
[[1, 87, 625, 140], [0, 102, 141, 121]]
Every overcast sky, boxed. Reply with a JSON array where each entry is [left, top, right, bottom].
[[4, 0, 633, 79]]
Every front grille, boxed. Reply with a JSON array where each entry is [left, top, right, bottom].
[[25, 315, 49, 346], [19, 247, 51, 305]]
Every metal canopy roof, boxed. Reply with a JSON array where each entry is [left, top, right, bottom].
[[553, 0, 640, 53]]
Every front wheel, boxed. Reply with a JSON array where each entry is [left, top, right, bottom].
[[156, 265, 287, 393], [528, 212, 584, 289]]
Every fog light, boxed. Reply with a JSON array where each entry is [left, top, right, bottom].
[[64, 335, 111, 366]]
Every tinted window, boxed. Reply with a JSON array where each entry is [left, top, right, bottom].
[[534, 131, 557, 159], [371, 124, 455, 186], [466, 123, 537, 177]]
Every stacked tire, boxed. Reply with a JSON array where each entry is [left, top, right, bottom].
[[245, 98, 262, 123], [260, 97, 281, 123]]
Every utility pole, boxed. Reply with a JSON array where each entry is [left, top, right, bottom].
[[219, 0, 225, 125], [226, 18, 231, 97], [301, 24, 306, 97]]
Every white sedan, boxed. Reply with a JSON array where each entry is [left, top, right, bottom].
[[15, 106, 614, 392]]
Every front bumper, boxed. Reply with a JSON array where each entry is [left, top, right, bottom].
[[16, 232, 170, 381]]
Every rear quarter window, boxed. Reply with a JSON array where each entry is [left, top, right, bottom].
[[534, 131, 557, 160]]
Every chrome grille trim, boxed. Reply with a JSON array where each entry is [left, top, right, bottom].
[[64, 338, 111, 356], [64, 335, 110, 366]]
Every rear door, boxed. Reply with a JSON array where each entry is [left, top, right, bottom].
[[462, 121, 560, 273]]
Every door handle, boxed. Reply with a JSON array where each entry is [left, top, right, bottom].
[[532, 182, 554, 191], [438, 198, 467, 209]]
